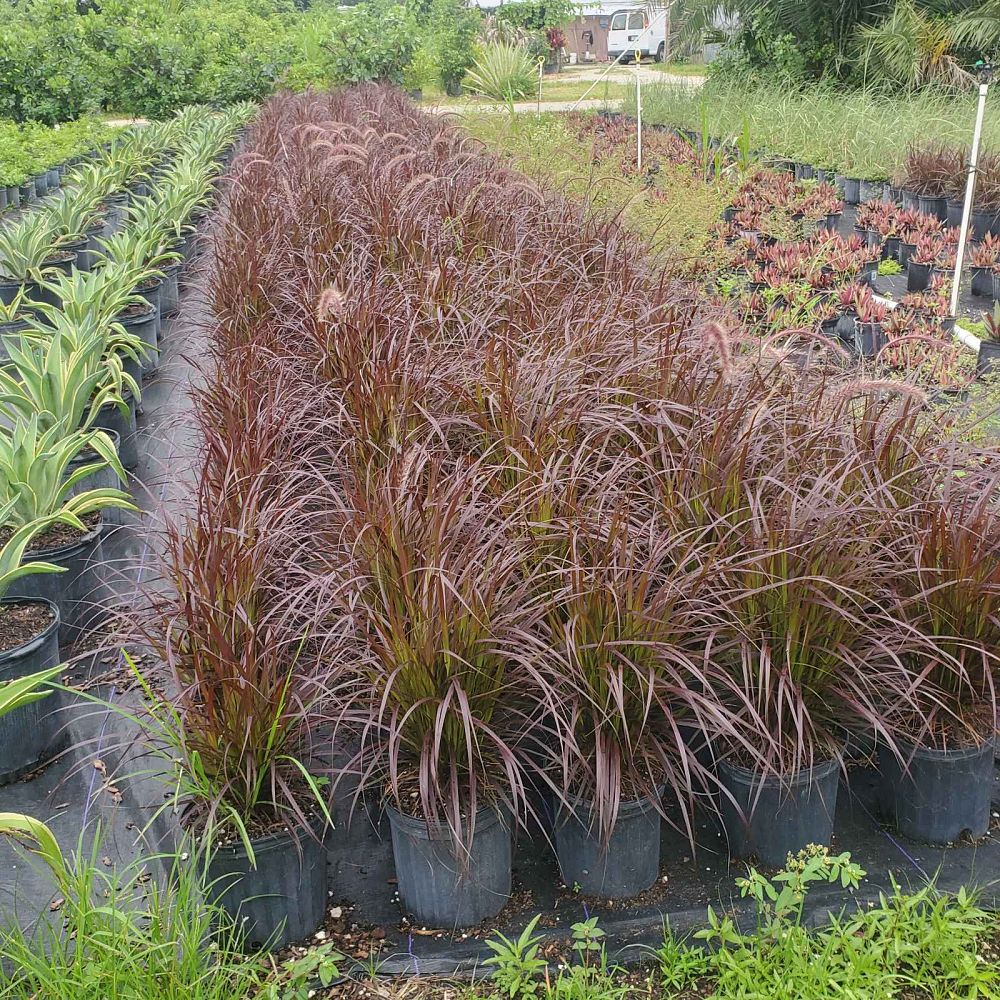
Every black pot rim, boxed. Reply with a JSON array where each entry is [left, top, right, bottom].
[[25, 519, 103, 561], [208, 813, 331, 859], [719, 755, 840, 786], [894, 732, 996, 762], [557, 787, 662, 824], [115, 302, 157, 324], [0, 596, 61, 664], [387, 801, 505, 840]]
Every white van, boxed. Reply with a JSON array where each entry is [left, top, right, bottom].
[[607, 7, 668, 63]]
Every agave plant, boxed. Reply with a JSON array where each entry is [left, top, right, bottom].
[[0, 511, 67, 599], [0, 417, 133, 529], [0, 215, 64, 283], [0, 318, 137, 438]]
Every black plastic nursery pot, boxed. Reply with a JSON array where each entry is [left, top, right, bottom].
[[115, 302, 159, 378], [883, 237, 901, 262], [208, 821, 330, 951], [0, 277, 35, 308], [555, 792, 662, 899], [62, 235, 90, 272], [0, 188, 7, 212], [160, 262, 182, 317], [898, 242, 917, 268], [32, 172, 48, 197], [135, 276, 165, 340], [100, 193, 130, 235], [907, 261, 934, 293], [0, 598, 62, 786], [5, 521, 106, 645], [946, 199, 963, 229], [837, 175, 861, 205], [971, 265, 994, 297], [854, 321, 886, 358], [977, 339, 1000, 376], [32, 252, 77, 308], [901, 190, 919, 212], [878, 736, 997, 844], [972, 208, 1000, 241], [718, 758, 840, 868], [6, 186, 19, 210], [918, 194, 948, 221], [387, 803, 511, 928], [859, 179, 883, 203], [94, 396, 139, 471], [794, 163, 814, 181], [47, 167, 60, 190], [18, 180, 35, 204]]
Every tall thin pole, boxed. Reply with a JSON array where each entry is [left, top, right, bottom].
[[635, 50, 643, 172], [951, 80, 990, 319]]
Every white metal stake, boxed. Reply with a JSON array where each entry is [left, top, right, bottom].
[[951, 81, 990, 319], [635, 51, 643, 173]]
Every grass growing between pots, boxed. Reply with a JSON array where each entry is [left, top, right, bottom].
[[0, 825, 264, 1000]]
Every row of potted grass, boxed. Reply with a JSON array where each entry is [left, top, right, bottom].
[[125, 85, 1000, 952], [0, 104, 253, 786], [0, 117, 119, 214]]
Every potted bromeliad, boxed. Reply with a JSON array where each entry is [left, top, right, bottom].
[[878, 479, 1000, 844]]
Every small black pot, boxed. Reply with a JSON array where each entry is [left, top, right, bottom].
[[971, 265, 994, 297], [0, 599, 63, 785], [883, 236, 900, 261], [387, 803, 511, 928], [822, 212, 841, 233], [160, 262, 182, 317], [6, 186, 19, 210], [901, 190, 919, 213], [946, 199, 963, 229], [0, 188, 7, 212], [60, 235, 91, 272], [115, 302, 159, 378], [859, 179, 883, 203], [555, 792, 661, 899], [854, 320, 886, 358], [6, 522, 107, 644], [46, 167, 60, 190], [836, 175, 861, 204], [794, 163, 814, 181], [971, 207, 1000, 241], [208, 822, 330, 951], [899, 242, 917, 268], [878, 736, 996, 844], [977, 339, 1000, 376], [722, 206, 737, 223], [918, 194, 947, 221], [718, 758, 840, 867], [19, 180, 36, 204], [835, 310, 857, 341], [0, 277, 35, 308], [907, 261, 934, 293], [94, 396, 139, 471], [100, 193, 129, 236], [33, 172, 49, 197]]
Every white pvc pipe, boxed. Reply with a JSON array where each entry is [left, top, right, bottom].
[[636, 57, 643, 172], [950, 81, 990, 319]]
